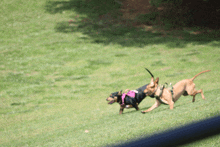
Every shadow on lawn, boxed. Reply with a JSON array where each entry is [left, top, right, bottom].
[[45, 0, 220, 48]]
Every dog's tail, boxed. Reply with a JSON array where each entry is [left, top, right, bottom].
[[191, 70, 211, 81]]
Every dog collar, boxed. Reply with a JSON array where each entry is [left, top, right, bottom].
[[170, 87, 174, 102], [152, 86, 159, 95], [155, 85, 164, 99]]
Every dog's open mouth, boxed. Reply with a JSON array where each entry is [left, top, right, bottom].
[[108, 100, 115, 104]]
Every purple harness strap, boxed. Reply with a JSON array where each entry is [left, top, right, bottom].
[[121, 91, 136, 105]]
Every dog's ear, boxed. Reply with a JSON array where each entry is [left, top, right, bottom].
[[118, 90, 122, 95], [155, 77, 159, 85]]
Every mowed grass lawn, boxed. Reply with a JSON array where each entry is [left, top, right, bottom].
[[0, 0, 220, 146]]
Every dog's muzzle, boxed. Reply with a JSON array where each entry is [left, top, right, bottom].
[[144, 91, 149, 96]]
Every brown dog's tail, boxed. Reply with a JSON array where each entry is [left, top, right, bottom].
[[191, 70, 211, 81]]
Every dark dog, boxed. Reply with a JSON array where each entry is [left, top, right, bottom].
[[106, 84, 152, 114]]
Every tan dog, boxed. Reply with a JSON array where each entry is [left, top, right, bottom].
[[141, 69, 211, 113]]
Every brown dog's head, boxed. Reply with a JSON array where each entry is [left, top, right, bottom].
[[144, 77, 159, 96], [106, 90, 122, 104], [144, 68, 159, 96]]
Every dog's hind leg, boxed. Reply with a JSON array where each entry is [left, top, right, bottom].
[[186, 83, 205, 102], [190, 89, 205, 102], [132, 103, 139, 111]]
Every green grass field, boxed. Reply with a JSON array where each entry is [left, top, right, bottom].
[[0, 0, 220, 146]]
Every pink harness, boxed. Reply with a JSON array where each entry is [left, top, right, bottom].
[[121, 91, 136, 105]]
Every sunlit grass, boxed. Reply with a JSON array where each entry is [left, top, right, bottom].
[[0, 0, 220, 146]]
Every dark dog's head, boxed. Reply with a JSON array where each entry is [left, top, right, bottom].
[[106, 91, 122, 104]]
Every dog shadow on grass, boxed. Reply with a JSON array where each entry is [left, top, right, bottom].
[[45, 0, 220, 48], [121, 106, 167, 115], [123, 100, 199, 115]]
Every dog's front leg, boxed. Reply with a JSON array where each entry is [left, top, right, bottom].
[[141, 100, 161, 114], [119, 108, 124, 114], [169, 100, 174, 109], [119, 105, 125, 114]]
